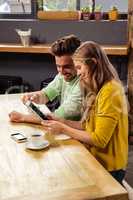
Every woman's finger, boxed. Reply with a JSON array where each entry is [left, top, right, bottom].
[[41, 120, 50, 126], [46, 114, 53, 120]]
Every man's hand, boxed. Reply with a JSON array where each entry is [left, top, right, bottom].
[[22, 91, 46, 104], [9, 111, 41, 124], [9, 111, 24, 123]]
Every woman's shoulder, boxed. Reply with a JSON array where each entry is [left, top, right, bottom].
[[97, 80, 124, 102], [100, 80, 123, 94]]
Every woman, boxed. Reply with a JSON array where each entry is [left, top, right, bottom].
[[42, 41, 128, 184]]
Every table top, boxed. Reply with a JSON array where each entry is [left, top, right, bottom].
[[0, 43, 129, 55], [0, 94, 128, 200]]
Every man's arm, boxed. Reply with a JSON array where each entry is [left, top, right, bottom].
[[42, 74, 62, 102], [22, 74, 62, 105], [9, 111, 41, 124], [22, 90, 49, 104], [54, 84, 82, 120]]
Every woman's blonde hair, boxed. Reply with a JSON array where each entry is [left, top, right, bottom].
[[73, 41, 120, 121]]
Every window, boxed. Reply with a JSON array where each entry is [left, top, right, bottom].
[[41, 0, 128, 13], [0, 0, 36, 18], [81, 0, 128, 13], [42, 0, 77, 11], [80, 0, 128, 19], [0, 0, 31, 14], [0, 0, 128, 19]]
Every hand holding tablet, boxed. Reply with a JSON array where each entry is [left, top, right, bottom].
[[25, 100, 51, 121]]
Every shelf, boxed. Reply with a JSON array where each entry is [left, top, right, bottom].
[[37, 11, 79, 20], [0, 44, 51, 54], [0, 43, 129, 55], [102, 45, 129, 55]]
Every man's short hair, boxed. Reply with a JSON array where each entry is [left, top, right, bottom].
[[51, 35, 81, 57]]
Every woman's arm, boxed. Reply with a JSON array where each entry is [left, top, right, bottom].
[[42, 120, 94, 146], [50, 114, 83, 130], [62, 123, 94, 145], [59, 118, 83, 130]]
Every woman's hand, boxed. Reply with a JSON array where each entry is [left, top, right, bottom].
[[41, 120, 64, 135], [9, 111, 24, 122], [46, 113, 64, 122]]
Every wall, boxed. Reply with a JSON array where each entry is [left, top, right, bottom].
[[0, 53, 57, 91], [0, 20, 128, 44], [0, 53, 128, 92], [0, 19, 128, 91]]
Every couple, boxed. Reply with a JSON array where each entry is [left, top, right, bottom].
[[9, 35, 128, 185]]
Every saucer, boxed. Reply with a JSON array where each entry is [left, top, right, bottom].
[[26, 140, 49, 150], [55, 134, 71, 140]]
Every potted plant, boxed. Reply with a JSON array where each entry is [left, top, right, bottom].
[[94, 4, 102, 20], [81, 6, 91, 21], [108, 6, 119, 21], [37, 0, 43, 10]]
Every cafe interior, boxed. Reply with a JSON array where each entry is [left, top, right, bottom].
[[0, 0, 133, 200]]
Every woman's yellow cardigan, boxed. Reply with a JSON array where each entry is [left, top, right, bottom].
[[85, 80, 128, 171]]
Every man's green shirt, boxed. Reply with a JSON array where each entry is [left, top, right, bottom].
[[42, 74, 82, 120]]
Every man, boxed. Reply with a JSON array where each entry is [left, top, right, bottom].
[[9, 35, 82, 123]]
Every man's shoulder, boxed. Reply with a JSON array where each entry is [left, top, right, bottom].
[[71, 76, 80, 88], [55, 74, 80, 91], [50, 73, 63, 85], [54, 73, 64, 81], [66, 75, 80, 85]]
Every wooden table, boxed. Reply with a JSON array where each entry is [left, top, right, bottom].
[[0, 94, 128, 200]]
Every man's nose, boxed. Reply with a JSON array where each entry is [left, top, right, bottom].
[[59, 67, 65, 74]]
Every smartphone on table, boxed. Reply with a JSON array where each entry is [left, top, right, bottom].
[[11, 133, 27, 143], [25, 101, 49, 120]]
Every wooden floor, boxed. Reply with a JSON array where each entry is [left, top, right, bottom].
[[125, 145, 133, 187], [124, 145, 133, 200]]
